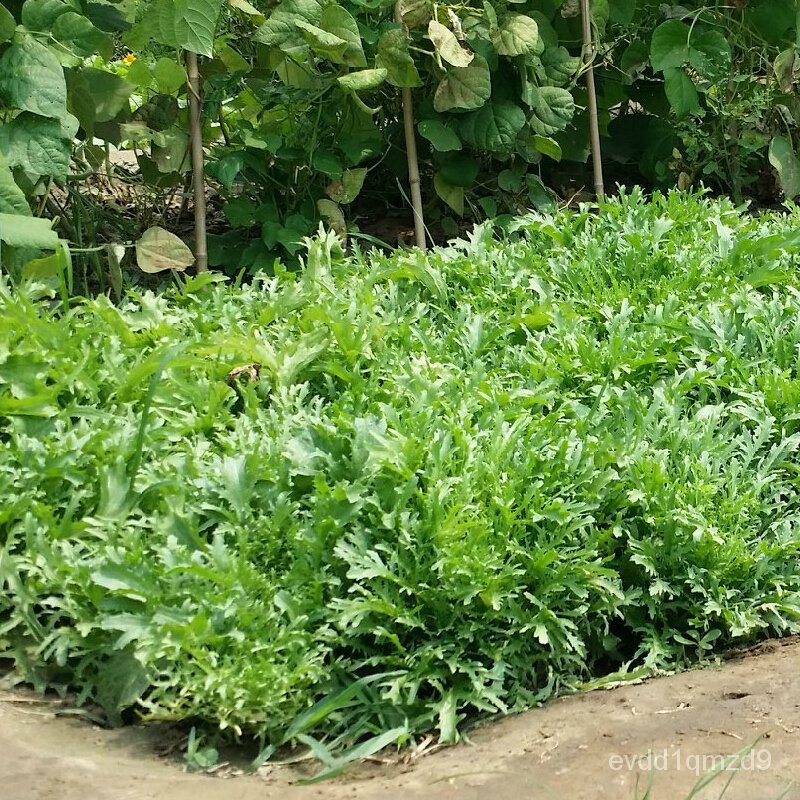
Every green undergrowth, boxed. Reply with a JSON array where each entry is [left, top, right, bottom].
[[4, 189, 800, 765]]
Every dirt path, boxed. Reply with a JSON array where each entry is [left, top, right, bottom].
[[4, 639, 800, 800]]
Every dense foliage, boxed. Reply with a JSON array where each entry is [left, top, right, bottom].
[[4, 192, 800, 762], [2, 0, 800, 276]]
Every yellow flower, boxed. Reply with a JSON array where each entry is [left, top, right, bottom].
[[122, 53, 136, 65]]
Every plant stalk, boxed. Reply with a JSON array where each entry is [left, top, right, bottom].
[[580, 0, 605, 200], [186, 50, 208, 272], [395, 3, 426, 249]]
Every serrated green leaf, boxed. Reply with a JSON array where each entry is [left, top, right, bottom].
[[0, 36, 67, 118], [0, 112, 79, 180], [491, 14, 539, 57], [433, 54, 491, 112], [539, 46, 580, 87], [458, 100, 526, 153], [418, 119, 461, 151], [428, 20, 473, 68], [375, 27, 421, 88], [526, 85, 574, 136]]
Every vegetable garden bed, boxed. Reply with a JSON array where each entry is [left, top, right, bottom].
[[4, 191, 800, 769]]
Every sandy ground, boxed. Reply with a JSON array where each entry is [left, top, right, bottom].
[[3, 638, 800, 800]]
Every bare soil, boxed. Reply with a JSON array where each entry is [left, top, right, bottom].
[[4, 639, 800, 800]]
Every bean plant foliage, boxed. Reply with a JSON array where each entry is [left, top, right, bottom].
[[3, 0, 800, 275], [5, 191, 800, 765]]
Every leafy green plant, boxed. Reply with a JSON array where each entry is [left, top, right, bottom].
[[5, 191, 800, 765]]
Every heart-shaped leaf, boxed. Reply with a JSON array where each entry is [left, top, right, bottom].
[[428, 20, 473, 68], [491, 14, 539, 57], [136, 227, 193, 272], [433, 54, 491, 112]]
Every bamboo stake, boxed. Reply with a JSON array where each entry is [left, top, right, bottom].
[[395, 3, 426, 249], [185, 51, 208, 272], [580, 0, 605, 200]]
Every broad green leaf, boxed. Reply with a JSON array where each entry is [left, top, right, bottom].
[[296, 19, 348, 62], [609, 0, 636, 25], [773, 47, 800, 93], [0, 36, 67, 118], [227, 0, 264, 17], [397, 0, 431, 29], [437, 154, 478, 186], [154, 57, 187, 94], [749, 0, 795, 44], [418, 119, 461, 152], [325, 168, 367, 204], [316, 198, 346, 235], [428, 20, 473, 68], [620, 39, 649, 78], [0, 213, 58, 248], [0, 152, 30, 215], [136, 226, 193, 272], [21, 0, 70, 30], [491, 14, 539, 57], [650, 20, 692, 72], [147, 0, 224, 56], [0, 112, 79, 179], [52, 11, 108, 56], [254, 0, 322, 50], [151, 129, 190, 173], [434, 172, 464, 215], [337, 68, 387, 92], [0, 5, 16, 43], [532, 134, 561, 161], [375, 27, 421, 88], [433, 54, 491, 112], [458, 100, 526, 153], [539, 46, 580, 87], [316, 4, 366, 67], [526, 173, 554, 209], [21, 249, 66, 282], [67, 68, 134, 133], [650, 20, 731, 83], [769, 135, 800, 199], [591, 0, 610, 35], [663, 67, 700, 118], [526, 85, 574, 136]]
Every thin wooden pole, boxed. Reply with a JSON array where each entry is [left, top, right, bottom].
[[185, 51, 208, 271], [395, 4, 426, 249], [580, 0, 605, 200]]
